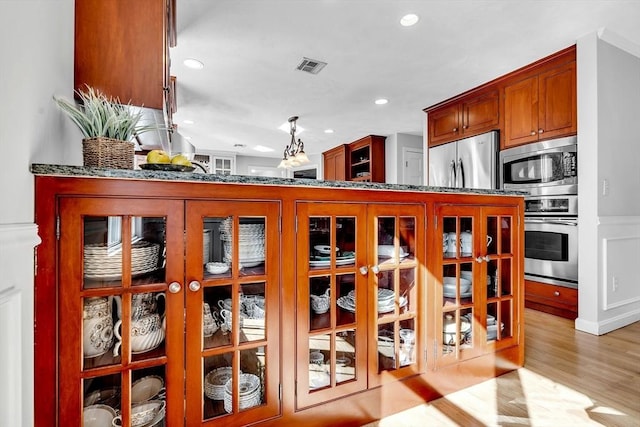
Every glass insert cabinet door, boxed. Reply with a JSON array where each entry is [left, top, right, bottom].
[[58, 198, 185, 426], [435, 204, 518, 365], [368, 204, 425, 388], [483, 206, 517, 351], [295, 203, 368, 408], [184, 201, 281, 425]]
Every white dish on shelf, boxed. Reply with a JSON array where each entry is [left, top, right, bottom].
[[377, 245, 409, 258], [309, 255, 355, 267], [443, 290, 473, 298], [131, 375, 164, 404], [206, 262, 229, 275], [378, 296, 408, 313], [314, 245, 338, 255], [308, 369, 330, 390], [336, 295, 356, 312]]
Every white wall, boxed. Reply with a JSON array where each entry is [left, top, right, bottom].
[[0, 1, 75, 425], [384, 133, 423, 184], [576, 30, 640, 334]]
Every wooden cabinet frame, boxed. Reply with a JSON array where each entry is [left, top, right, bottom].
[[34, 172, 524, 426]]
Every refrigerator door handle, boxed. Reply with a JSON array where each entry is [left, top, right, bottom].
[[449, 160, 456, 187], [456, 159, 465, 188]]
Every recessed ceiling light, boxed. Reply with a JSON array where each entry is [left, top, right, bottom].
[[254, 145, 274, 153], [184, 58, 204, 69], [324, 129, 334, 134], [400, 14, 419, 27], [184, 136, 192, 140], [375, 98, 389, 105], [183, 119, 194, 125]]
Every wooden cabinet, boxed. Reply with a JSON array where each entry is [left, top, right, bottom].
[[33, 168, 524, 426], [44, 194, 280, 426], [427, 90, 500, 147], [322, 144, 347, 181], [348, 135, 386, 182], [323, 136, 386, 182], [434, 204, 520, 367], [504, 59, 576, 148], [525, 280, 577, 319], [295, 203, 425, 408], [75, 0, 174, 110]]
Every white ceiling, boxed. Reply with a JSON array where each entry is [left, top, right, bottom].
[[170, 0, 640, 159]]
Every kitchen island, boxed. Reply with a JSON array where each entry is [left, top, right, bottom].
[[32, 164, 525, 427]]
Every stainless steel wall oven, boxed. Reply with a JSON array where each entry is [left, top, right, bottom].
[[500, 137, 578, 288]]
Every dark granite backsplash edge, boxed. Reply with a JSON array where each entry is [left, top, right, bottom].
[[30, 164, 525, 196]]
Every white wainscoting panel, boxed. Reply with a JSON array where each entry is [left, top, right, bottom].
[[602, 235, 640, 310], [0, 223, 40, 427]]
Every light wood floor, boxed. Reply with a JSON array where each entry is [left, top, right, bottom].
[[366, 309, 640, 427]]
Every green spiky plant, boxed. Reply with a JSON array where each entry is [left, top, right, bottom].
[[54, 85, 156, 141]]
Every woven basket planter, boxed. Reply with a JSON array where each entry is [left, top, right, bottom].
[[82, 137, 135, 169]]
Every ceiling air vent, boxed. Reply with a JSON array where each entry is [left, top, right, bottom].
[[296, 57, 327, 75]]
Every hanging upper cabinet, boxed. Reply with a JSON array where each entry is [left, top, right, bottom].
[[504, 60, 576, 148], [74, 0, 175, 110], [427, 90, 499, 147]]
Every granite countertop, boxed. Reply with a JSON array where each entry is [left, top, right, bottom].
[[31, 164, 524, 196]]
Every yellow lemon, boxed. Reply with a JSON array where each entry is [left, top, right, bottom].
[[146, 149, 171, 164]]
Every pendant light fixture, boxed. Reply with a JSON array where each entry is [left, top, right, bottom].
[[277, 116, 309, 169]]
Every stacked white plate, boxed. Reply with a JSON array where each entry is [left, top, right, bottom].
[[84, 241, 160, 279], [204, 367, 234, 400], [335, 289, 407, 313], [220, 219, 265, 267], [223, 373, 262, 413]]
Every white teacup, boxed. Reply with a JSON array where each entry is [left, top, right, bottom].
[[460, 231, 472, 254], [218, 298, 233, 311], [486, 235, 493, 247], [445, 232, 457, 253]]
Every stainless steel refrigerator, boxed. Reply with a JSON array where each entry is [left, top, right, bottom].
[[428, 131, 498, 189]]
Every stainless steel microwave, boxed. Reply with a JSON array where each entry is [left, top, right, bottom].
[[500, 136, 577, 196]]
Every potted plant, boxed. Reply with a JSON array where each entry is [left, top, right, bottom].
[[54, 85, 156, 169]]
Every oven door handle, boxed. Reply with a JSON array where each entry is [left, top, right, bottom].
[[524, 218, 578, 226]]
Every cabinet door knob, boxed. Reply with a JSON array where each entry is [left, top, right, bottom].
[[371, 265, 380, 274], [463, 125, 468, 129], [554, 291, 560, 296], [475, 256, 484, 263], [453, 127, 458, 132], [538, 129, 544, 134], [189, 280, 201, 292], [530, 130, 537, 136], [359, 266, 369, 276], [168, 282, 182, 294]]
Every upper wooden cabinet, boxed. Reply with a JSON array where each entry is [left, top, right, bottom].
[[504, 60, 576, 148], [322, 144, 347, 181], [323, 136, 386, 183], [427, 90, 499, 147], [424, 45, 576, 151], [74, 0, 175, 110]]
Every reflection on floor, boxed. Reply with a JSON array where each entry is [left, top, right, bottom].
[[364, 309, 640, 427]]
